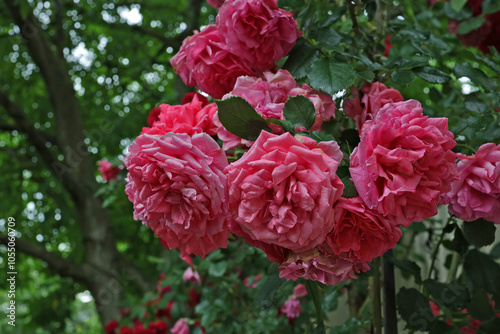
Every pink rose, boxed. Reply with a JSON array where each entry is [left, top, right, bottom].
[[217, 70, 336, 149], [217, 0, 301, 71], [207, 0, 225, 9], [326, 197, 402, 262], [226, 131, 344, 253], [183, 267, 202, 285], [142, 96, 218, 136], [125, 133, 230, 258], [350, 100, 458, 227], [442, 143, 500, 223], [98, 160, 122, 182], [343, 82, 404, 131], [170, 25, 256, 99], [278, 244, 370, 286], [171, 318, 189, 334], [292, 284, 307, 298], [280, 297, 302, 320], [181, 92, 209, 106]]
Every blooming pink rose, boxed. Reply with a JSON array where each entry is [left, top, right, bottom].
[[217, 0, 301, 71], [278, 244, 370, 286], [326, 197, 402, 262], [442, 143, 500, 223], [125, 133, 230, 258], [217, 70, 336, 149], [349, 100, 458, 227], [207, 0, 225, 9], [343, 82, 404, 131], [280, 298, 302, 320], [142, 96, 218, 136], [292, 284, 307, 298], [226, 131, 344, 253], [171, 318, 189, 334], [98, 160, 122, 182], [170, 25, 256, 99], [183, 267, 202, 285]]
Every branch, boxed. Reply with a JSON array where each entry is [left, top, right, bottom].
[[0, 233, 90, 284]]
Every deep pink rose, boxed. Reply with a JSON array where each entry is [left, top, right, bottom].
[[207, 0, 225, 9], [170, 318, 189, 334], [326, 197, 402, 262], [226, 131, 344, 253], [278, 244, 370, 286], [183, 267, 201, 285], [216, 70, 336, 149], [343, 82, 404, 131], [280, 298, 302, 320], [170, 25, 256, 99], [98, 160, 122, 182], [181, 92, 209, 106], [350, 99, 458, 227], [142, 96, 218, 136], [125, 133, 230, 258], [217, 0, 301, 71], [442, 143, 500, 223]]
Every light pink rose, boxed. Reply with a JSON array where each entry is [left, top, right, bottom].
[[343, 82, 404, 131], [278, 244, 370, 286], [280, 297, 302, 320], [349, 100, 458, 227], [183, 267, 202, 285], [292, 284, 307, 298], [326, 197, 402, 262], [142, 96, 218, 136], [98, 160, 122, 182], [171, 318, 189, 334], [216, 70, 336, 150], [207, 0, 225, 9], [225, 131, 344, 253], [125, 133, 230, 258], [442, 143, 500, 223], [217, 0, 301, 71], [170, 25, 256, 99]]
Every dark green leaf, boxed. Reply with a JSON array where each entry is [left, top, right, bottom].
[[397, 287, 434, 331], [479, 318, 500, 334], [465, 100, 490, 114], [310, 27, 342, 50], [283, 39, 319, 79], [340, 175, 358, 198], [391, 70, 416, 87], [457, 16, 486, 35], [283, 95, 316, 130], [414, 67, 451, 84], [444, 1, 473, 20], [463, 249, 500, 294], [463, 219, 496, 247], [308, 58, 356, 95], [490, 243, 500, 259], [451, 0, 468, 12], [444, 222, 457, 234], [482, 0, 500, 14], [311, 323, 325, 334], [356, 69, 375, 82], [454, 62, 496, 91], [339, 128, 360, 148], [311, 131, 335, 142], [216, 96, 271, 141], [429, 320, 461, 334], [388, 257, 422, 284], [424, 279, 470, 310], [278, 0, 305, 8], [257, 273, 285, 309], [451, 227, 469, 255], [467, 290, 495, 321]]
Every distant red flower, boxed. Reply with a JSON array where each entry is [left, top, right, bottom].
[[98, 160, 122, 182], [384, 35, 393, 56], [104, 319, 119, 334]]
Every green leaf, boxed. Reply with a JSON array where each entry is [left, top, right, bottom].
[[208, 261, 228, 277], [310, 27, 342, 50], [465, 100, 490, 114], [283, 95, 316, 130], [424, 279, 470, 310], [463, 249, 500, 294], [444, 2, 473, 20], [429, 321, 461, 334], [496, 92, 500, 107], [479, 318, 500, 334], [463, 219, 496, 247], [339, 128, 360, 148], [490, 242, 500, 259], [257, 273, 285, 309], [216, 96, 271, 141], [308, 58, 356, 95], [278, 0, 305, 9], [451, 0, 468, 12], [451, 226, 469, 255], [397, 287, 434, 331], [388, 257, 422, 284], [467, 290, 495, 321], [311, 131, 335, 142], [340, 175, 358, 198], [391, 70, 416, 87], [414, 66, 451, 84], [482, 0, 500, 14], [356, 69, 375, 82], [283, 39, 319, 79], [457, 16, 486, 35]]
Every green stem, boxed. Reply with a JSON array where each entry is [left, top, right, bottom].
[[370, 257, 383, 334], [305, 280, 325, 333], [427, 224, 448, 281], [447, 251, 461, 283]]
